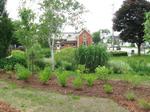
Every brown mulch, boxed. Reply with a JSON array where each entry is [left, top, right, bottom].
[[0, 101, 20, 112], [0, 71, 150, 112]]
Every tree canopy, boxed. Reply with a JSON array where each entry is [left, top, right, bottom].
[[144, 12, 150, 42], [0, 0, 13, 58], [113, 0, 150, 55]]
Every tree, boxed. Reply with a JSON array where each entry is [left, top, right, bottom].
[[39, 0, 85, 70], [92, 31, 101, 44], [113, 0, 150, 55], [0, 0, 13, 58], [144, 12, 150, 42], [15, 7, 39, 71]]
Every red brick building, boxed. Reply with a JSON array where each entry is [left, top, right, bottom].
[[55, 29, 93, 50]]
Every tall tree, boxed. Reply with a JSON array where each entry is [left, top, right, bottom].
[[39, 0, 85, 70], [113, 0, 150, 55], [0, 0, 13, 58]]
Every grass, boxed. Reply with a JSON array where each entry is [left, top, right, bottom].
[[0, 80, 129, 112]]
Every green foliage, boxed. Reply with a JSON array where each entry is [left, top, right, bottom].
[[11, 50, 25, 60], [75, 45, 109, 72], [39, 67, 52, 84], [110, 51, 128, 57], [15, 64, 31, 80], [138, 99, 150, 110], [84, 75, 97, 87], [77, 65, 86, 74], [113, 0, 150, 55], [42, 48, 51, 58], [73, 76, 83, 90], [92, 31, 101, 44], [124, 91, 136, 101], [144, 12, 150, 42], [56, 71, 69, 87], [103, 84, 113, 94], [108, 60, 132, 74], [128, 59, 150, 75], [95, 66, 109, 81], [55, 48, 76, 70]]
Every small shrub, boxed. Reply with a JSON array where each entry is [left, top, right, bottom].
[[84, 75, 97, 87], [62, 61, 74, 71], [124, 91, 136, 101], [103, 84, 113, 94], [77, 65, 86, 74], [42, 48, 51, 58], [95, 66, 109, 82], [138, 99, 150, 110], [39, 67, 52, 84], [11, 50, 26, 60], [73, 77, 83, 90], [108, 60, 132, 74], [15, 64, 31, 80], [56, 71, 69, 87]]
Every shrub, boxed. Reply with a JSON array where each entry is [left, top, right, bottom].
[[138, 99, 150, 110], [55, 48, 76, 69], [39, 67, 52, 84], [42, 48, 51, 58], [11, 50, 26, 60], [56, 71, 69, 87], [15, 64, 31, 80], [73, 76, 83, 90], [84, 75, 97, 87], [95, 66, 109, 82], [62, 61, 74, 71], [103, 84, 113, 94], [124, 91, 136, 101], [108, 60, 132, 74], [77, 64, 86, 74], [110, 51, 128, 57], [128, 59, 150, 75], [75, 45, 109, 72]]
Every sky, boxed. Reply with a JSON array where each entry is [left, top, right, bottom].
[[6, 0, 128, 33]]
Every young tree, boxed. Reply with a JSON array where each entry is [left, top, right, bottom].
[[0, 0, 13, 58], [144, 12, 150, 42], [92, 31, 101, 44], [15, 7, 38, 71], [39, 0, 85, 70], [113, 0, 150, 55]]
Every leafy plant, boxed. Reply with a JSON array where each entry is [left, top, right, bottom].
[[138, 99, 150, 110], [95, 66, 109, 82], [56, 71, 69, 87], [39, 67, 52, 84], [124, 91, 136, 101], [108, 60, 132, 74], [75, 45, 109, 72], [103, 84, 113, 94], [84, 75, 97, 87], [73, 76, 83, 90], [15, 64, 31, 80]]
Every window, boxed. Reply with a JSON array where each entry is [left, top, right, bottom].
[[83, 34, 87, 46]]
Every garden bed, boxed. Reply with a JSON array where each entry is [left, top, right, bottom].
[[0, 101, 20, 112], [0, 71, 150, 112]]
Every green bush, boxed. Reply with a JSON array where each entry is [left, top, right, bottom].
[[77, 65, 86, 74], [55, 48, 76, 69], [42, 48, 51, 58], [15, 64, 31, 80], [75, 45, 109, 72], [39, 67, 52, 84], [56, 71, 69, 87], [124, 91, 136, 101], [110, 51, 128, 57], [103, 84, 113, 94], [128, 59, 150, 75], [108, 60, 132, 74], [11, 50, 26, 60], [84, 75, 97, 87], [95, 66, 110, 82], [73, 76, 83, 90], [138, 99, 150, 110]]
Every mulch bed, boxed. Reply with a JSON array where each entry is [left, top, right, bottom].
[[0, 71, 150, 112], [0, 101, 20, 112]]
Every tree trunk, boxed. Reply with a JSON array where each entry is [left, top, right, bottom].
[[48, 37, 55, 71], [137, 43, 141, 56]]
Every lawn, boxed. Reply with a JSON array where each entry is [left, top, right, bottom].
[[0, 80, 128, 112]]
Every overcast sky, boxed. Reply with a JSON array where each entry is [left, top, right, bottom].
[[6, 0, 149, 33]]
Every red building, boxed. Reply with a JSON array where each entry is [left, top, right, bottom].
[[55, 29, 93, 50]]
